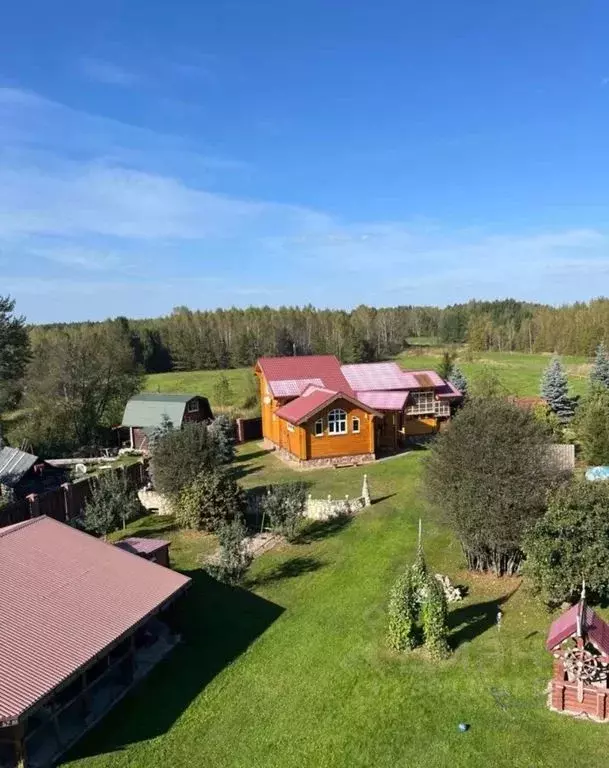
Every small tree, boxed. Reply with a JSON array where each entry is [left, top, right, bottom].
[[541, 356, 576, 423], [575, 387, 609, 465], [532, 403, 564, 442], [150, 421, 218, 497], [242, 372, 260, 412], [82, 469, 141, 537], [590, 343, 609, 390], [213, 374, 234, 409], [437, 351, 456, 381], [207, 515, 253, 585], [208, 414, 236, 464], [261, 482, 307, 541], [177, 467, 244, 531], [523, 479, 609, 606], [424, 397, 561, 575], [448, 364, 468, 398], [468, 369, 506, 399]]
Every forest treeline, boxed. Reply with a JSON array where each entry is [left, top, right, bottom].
[[29, 297, 609, 374]]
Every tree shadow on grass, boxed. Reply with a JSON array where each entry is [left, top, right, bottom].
[[233, 449, 271, 463], [448, 587, 519, 650], [65, 569, 283, 762], [247, 556, 324, 587], [124, 521, 178, 538], [294, 514, 353, 544]]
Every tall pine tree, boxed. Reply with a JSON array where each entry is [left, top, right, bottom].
[[590, 343, 609, 390], [540, 357, 575, 423]]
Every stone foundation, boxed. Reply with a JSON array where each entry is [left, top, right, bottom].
[[272, 444, 375, 469]]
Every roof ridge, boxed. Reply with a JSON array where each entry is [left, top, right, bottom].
[[0, 516, 45, 538]]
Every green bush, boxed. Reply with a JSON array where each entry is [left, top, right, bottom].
[[261, 482, 307, 541], [150, 421, 218, 498], [420, 577, 450, 659], [523, 479, 609, 606], [177, 467, 244, 531], [83, 469, 141, 538], [575, 386, 609, 466], [207, 515, 253, 585], [387, 570, 416, 652]]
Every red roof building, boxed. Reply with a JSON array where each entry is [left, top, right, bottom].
[[546, 592, 609, 721], [0, 516, 190, 767], [255, 355, 461, 466]]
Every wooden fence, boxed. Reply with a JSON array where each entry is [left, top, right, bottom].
[[0, 461, 147, 530], [235, 417, 263, 443]]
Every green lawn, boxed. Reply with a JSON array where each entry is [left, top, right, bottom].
[[64, 443, 608, 768], [396, 349, 590, 398]]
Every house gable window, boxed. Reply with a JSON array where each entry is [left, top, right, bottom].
[[328, 408, 347, 435], [187, 400, 199, 413], [314, 419, 324, 436], [352, 417, 360, 434]]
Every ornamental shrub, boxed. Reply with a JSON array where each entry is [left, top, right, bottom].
[[207, 515, 253, 585], [590, 342, 609, 390], [177, 467, 244, 532], [523, 479, 609, 606], [420, 576, 450, 659], [387, 570, 416, 652], [448, 364, 468, 399], [261, 482, 307, 541]]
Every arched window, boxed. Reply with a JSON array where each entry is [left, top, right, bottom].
[[328, 408, 347, 435]]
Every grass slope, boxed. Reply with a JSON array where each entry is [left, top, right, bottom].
[[65, 444, 607, 768]]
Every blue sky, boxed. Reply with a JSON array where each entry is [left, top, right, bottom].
[[1, 0, 608, 322]]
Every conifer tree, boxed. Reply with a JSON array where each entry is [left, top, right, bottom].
[[540, 357, 576, 423], [448, 364, 468, 398], [590, 343, 609, 390]]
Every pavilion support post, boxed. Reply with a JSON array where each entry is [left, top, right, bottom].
[[13, 723, 27, 768]]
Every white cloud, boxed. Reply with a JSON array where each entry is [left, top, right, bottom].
[[80, 58, 139, 86]]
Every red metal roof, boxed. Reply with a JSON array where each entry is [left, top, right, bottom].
[[355, 390, 409, 411], [114, 537, 169, 556], [268, 378, 324, 397], [275, 386, 380, 425], [0, 517, 190, 724], [257, 356, 354, 397], [341, 362, 408, 391], [546, 601, 609, 655]]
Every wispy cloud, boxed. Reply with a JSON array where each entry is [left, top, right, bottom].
[[80, 58, 139, 87], [1, 86, 607, 321]]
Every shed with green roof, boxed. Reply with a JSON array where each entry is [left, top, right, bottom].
[[121, 393, 213, 450]]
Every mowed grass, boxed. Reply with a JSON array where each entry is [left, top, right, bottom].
[[64, 443, 609, 768], [143, 367, 256, 415], [396, 349, 590, 398]]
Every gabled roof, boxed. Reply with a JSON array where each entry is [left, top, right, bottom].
[[121, 392, 204, 428], [0, 516, 190, 724], [0, 447, 39, 488], [546, 600, 609, 655], [257, 356, 354, 398], [274, 386, 380, 425]]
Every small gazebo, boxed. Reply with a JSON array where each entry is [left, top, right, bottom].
[[546, 587, 609, 721]]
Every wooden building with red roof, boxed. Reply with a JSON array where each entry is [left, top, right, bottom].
[[255, 356, 461, 466], [546, 589, 609, 721], [0, 516, 190, 767]]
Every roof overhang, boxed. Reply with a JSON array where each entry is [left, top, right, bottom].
[[278, 391, 382, 426]]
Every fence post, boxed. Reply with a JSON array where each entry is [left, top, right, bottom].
[[26, 493, 40, 519], [62, 482, 73, 521]]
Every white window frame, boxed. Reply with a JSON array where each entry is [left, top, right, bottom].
[[328, 408, 348, 435], [187, 400, 199, 413], [405, 391, 435, 416], [352, 416, 360, 434], [287, 424, 295, 432], [314, 418, 324, 437]]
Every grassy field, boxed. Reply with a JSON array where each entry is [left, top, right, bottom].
[[64, 443, 608, 768], [144, 350, 591, 415]]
